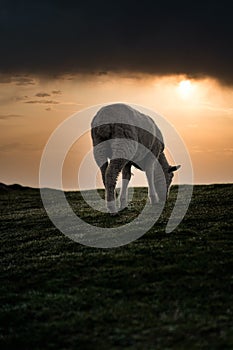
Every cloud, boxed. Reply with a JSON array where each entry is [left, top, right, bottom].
[[0, 74, 36, 86], [0, 142, 20, 152], [0, 114, 23, 120], [35, 92, 51, 97], [25, 100, 59, 104], [0, 1, 233, 85], [223, 148, 233, 155], [52, 90, 62, 95], [97, 71, 108, 76], [0, 141, 41, 153], [14, 76, 36, 86]]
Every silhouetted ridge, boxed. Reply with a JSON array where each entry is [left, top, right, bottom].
[[0, 183, 33, 192]]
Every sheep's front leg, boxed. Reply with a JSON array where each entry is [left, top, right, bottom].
[[119, 163, 131, 210], [145, 163, 159, 205], [100, 162, 108, 187], [105, 159, 126, 215]]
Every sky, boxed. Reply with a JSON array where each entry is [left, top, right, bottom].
[[0, 0, 233, 188]]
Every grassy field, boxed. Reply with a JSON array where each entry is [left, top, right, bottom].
[[1, 184, 233, 349]]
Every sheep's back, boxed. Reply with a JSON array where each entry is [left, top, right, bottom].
[[91, 104, 164, 162]]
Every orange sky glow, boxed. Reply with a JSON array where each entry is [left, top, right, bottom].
[[0, 73, 232, 189]]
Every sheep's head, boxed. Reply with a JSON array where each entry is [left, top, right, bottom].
[[155, 164, 181, 201], [166, 164, 181, 195]]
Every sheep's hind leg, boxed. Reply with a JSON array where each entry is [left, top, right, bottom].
[[119, 163, 131, 210], [105, 158, 127, 215], [93, 143, 109, 188]]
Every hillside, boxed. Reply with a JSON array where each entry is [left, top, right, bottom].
[[1, 184, 233, 349]]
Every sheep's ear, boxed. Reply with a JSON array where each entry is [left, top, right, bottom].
[[168, 165, 181, 173]]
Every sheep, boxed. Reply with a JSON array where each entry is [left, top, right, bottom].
[[91, 103, 180, 215]]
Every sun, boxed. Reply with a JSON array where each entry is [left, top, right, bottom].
[[178, 79, 194, 99]]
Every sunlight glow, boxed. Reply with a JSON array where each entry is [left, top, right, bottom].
[[178, 79, 194, 99]]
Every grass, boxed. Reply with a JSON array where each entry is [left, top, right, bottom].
[[0, 184, 233, 349]]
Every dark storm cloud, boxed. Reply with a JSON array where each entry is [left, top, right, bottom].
[[1, 0, 233, 84]]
